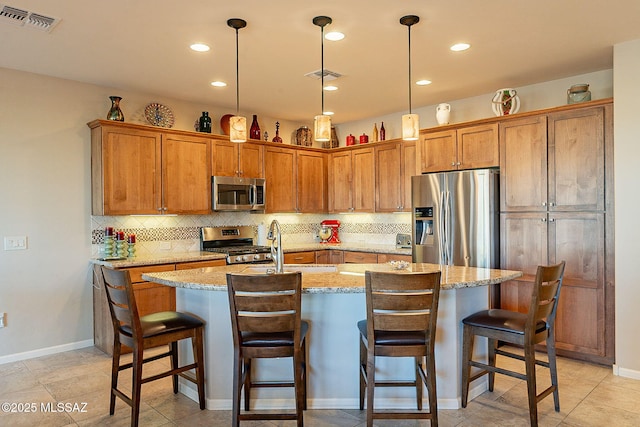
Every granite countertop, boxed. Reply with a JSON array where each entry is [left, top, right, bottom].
[[89, 251, 228, 268], [90, 244, 411, 268], [142, 263, 523, 294]]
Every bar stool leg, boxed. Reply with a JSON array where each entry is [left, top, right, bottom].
[[231, 350, 242, 427], [365, 350, 376, 427], [524, 343, 538, 426], [488, 338, 497, 392], [415, 356, 423, 410], [461, 324, 474, 408], [547, 331, 560, 411]]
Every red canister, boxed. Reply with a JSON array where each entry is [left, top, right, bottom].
[[346, 134, 356, 146], [359, 133, 369, 144]]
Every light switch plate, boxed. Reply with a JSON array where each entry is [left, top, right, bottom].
[[4, 236, 27, 250]]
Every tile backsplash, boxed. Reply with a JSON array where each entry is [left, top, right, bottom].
[[91, 212, 411, 257]]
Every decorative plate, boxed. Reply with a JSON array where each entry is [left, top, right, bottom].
[[144, 103, 175, 128]]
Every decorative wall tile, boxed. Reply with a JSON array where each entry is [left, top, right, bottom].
[[91, 213, 411, 255]]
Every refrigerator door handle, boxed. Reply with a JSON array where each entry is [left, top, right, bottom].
[[444, 190, 452, 265], [438, 191, 447, 265]]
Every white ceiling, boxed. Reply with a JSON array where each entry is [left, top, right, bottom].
[[2, 0, 639, 124]]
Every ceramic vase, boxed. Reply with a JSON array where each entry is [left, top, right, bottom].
[[492, 88, 520, 116], [436, 103, 451, 125], [107, 96, 124, 121]]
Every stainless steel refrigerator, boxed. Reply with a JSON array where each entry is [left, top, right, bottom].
[[412, 169, 499, 268]]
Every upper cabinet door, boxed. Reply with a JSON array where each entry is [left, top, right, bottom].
[[375, 142, 402, 212], [418, 129, 457, 173], [239, 143, 264, 178], [264, 146, 296, 212], [162, 134, 211, 214], [548, 107, 605, 212], [97, 127, 162, 215], [499, 116, 548, 212], [352, 147, 375, 212], [297, 150, 327, 213], [329, 151, 353, 212], [211, 140, 239, 177], [457, 123, 499, 170]]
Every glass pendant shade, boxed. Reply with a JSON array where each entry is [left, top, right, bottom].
[[229, 115, 247, 143], [402, 113, 420, 141], [314, 114, 331, 142]]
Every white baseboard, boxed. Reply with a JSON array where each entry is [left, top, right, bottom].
[[178, 382, 468, 411], [613, 364, 640, 380], [0, 339, 94, 365]]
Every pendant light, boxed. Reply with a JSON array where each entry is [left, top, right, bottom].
[[313, 16, 332, 143], [228, 18, 247, 143], [400, 15, 420, 141]]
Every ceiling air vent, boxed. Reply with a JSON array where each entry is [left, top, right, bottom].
[[0, 4, 60, 32], [304, 69, 342, 82]]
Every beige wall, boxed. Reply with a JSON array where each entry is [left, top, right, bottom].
[[613, 39, 640, 376]]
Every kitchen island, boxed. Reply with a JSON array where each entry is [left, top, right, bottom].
[[143, 263, 522, 410]]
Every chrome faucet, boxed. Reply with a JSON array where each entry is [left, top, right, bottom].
[[267, 219, 284, 273]]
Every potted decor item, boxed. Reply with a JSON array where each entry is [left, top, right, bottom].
[[436, 103, 451, 125], [491, 88, 520, 116]]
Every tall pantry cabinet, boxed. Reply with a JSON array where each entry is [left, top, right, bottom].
[[499, 101, 614, 365]]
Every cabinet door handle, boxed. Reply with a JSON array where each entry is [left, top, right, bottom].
[[451, 162, 456, 166], [542, 202, 547, 207], [541, 218, 547, 222], [549, 218, 555, 222], [549, 202, 556, 207], [456, 162, 461, 166]]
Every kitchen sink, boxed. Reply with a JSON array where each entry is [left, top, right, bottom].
[[242, 264, 338, 274]]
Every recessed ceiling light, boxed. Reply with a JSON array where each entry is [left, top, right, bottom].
[[325, 31, 344, 41], [190, 43, 210, 52], [211, 81, 227, 87], [450, 43, 470, 52], [324, 111, 334, 116], [416, 80, 432, 86], [324, 85, 338, 91]]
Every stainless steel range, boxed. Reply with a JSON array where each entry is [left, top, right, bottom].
[[200, 226, 272, 264]]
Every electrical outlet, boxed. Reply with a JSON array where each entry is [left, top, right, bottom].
[[4, 236, 27, 251], [0, 312, 5, 328]]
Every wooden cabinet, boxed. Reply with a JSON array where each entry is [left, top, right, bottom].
[[296, 150, 328, 213], [418, 123, 498, 173], [375, 140, 416, 212], [284, 251, 316, 264], [343, 251, 378, 264], [498, 103, 613, 365], [265, 145, 327, 213], [175, 259, 226, 269], [329, 146, 375, 212], [265, 145, 297, 212], [162, 133, 212, 214], [212, 139, 264, 178], [90, 120, 211, 215], [315, 250, 344, 264]]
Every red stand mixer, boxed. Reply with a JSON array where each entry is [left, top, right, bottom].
[[319, 219, 341, 244]]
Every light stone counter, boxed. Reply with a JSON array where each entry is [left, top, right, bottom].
[[90, 244, 410, 269], [142, 263, 522, 411], [142, 263, 522, 293]]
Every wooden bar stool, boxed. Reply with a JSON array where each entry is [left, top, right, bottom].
[[358, 270, 442, 427], [461, 261, 566, 426], [100, 267, 206, 427], [226, 271, 307, 427]]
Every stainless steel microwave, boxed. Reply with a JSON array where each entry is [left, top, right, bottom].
[[211, 176, 266, 211]]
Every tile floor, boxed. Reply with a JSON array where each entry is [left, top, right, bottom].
[[1, 345, 639, 426]]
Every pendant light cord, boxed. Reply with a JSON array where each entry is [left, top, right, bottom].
[[235, 27, 240, 115], [407, 23, 412, 115], [321, 24, 325, 115]]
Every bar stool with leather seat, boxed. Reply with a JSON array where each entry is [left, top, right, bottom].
[[358, 270, 442, 427], [226, 271, 307, 427], [461, 261, 566, 427], [100, 266, 206, 427]]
